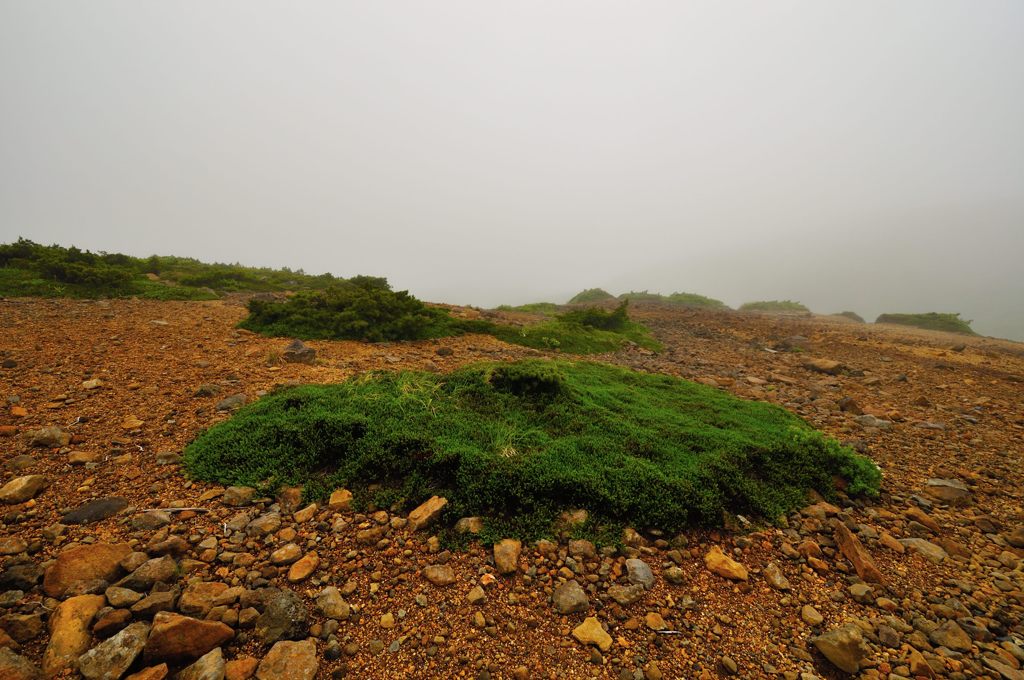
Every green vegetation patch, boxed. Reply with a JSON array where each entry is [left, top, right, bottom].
[[739, 300, 810, 314], [184, 360, 880, 536], [0, 238, 338, 299], [568, 288, 615, 304], [875, 312, 976, 335], [665, 292, 729, 309], [836, 311, 866, 323], [495, 302, 560, 315]]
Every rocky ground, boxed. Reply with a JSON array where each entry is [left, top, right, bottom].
[[0, 297, 1021, 680]]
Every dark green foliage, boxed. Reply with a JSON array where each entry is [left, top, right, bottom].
[[875, 312, 976, 335], [739, 300, 811, 313], [0, 238, 337, 299], [495, 302, 560, 314], [617, 290, 729, 309], [837, 311, 866, 323], [238, 277, 454, 342], [666, 292, 729, 309], [568, 288, 615, 304], [184, 360, 881, 539], [557, 301, 629, 331]]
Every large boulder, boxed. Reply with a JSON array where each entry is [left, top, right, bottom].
[[0, 475, 48, 504], [43, 543, 132, 597], [813, 624, 867, 674], [255, 640, 318, 680], [42, 594, 106, 676], [78, 622, 150, 680], [143, 612, 233, 663]]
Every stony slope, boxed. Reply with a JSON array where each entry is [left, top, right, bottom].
[[0, 298, 1021, 679]]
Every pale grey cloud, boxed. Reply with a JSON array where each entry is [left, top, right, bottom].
[[2, 1, 1022, 338]]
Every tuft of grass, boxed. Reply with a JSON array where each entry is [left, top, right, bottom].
[[184, 359, 881, 539], [739, 300, 810, 314], [875, 312, 976, 335], [568, 288, 615, 305]]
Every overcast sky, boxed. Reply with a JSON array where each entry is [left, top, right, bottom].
[[2, 2, 1022, 339]]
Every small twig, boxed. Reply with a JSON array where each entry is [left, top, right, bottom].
[[655, 630, 685, 635], [136, 507, 210, 513]]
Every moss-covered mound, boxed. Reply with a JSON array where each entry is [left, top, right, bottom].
[[875, 312, 976, 335], [184, 360, 880, 536]]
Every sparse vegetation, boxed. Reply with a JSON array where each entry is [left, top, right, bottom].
[[184, 359, 880, 538], [568, 288, 615, 305], [739, 300, 810, 314], [0, 238, 338, 299], [875, 312, 976, 335], [665, 292, 729, 309], [836, 311, 865, 323], [496, 302, 560, 315]]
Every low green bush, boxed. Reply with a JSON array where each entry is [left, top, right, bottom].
[[739, 300, 810, 313], [875, 312, 976, 335], [666, 292, 729, 309], [568, 288, 615, 304], [836, 311, 865, 323], [184, 360, 881, 539], [495, 302, 560, 315]]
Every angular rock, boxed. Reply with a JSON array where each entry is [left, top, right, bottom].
[[178, 647, 225, 680], [493, 539, 521, 575], [552, 580, 589, 615], [254, 589, 309, 645], [422, 565, 457, 586], [327, 489, 352, 511], [625, 558, 655, 590], [125, 665, 169, 680], [929, 620, 972, 652], [116, 555, 178, 591], [572, 617, 612, 652], [704, 546, 748, 581], [143, 612, 233, 663], [222, 487, 256, 507], [78, 622, 150, 680], [269, 544, 301, 566], [61, 496, 128, 525], [407, 496, 447, 532], [179, 582, 230, 618], [26, 426, 70, 448], [314, 587, 350, 620], [42, 594, 105, 676], [286, 552, 319, 582], [225, 657, 258, 680], [763, 562, 790, 591], [1007, 525, 1024, 548], [899, 537, 948, 563], [608, 584, 645, 606], [0, 648, 41, 680], [803, 358, 844, 375], [255, 639, 318, 680], [281, 340, 315, 365], [215, 394, 247, 412], [833, 522, 884, 583], [43, 542, 131, 597], [813, 624, 866, 673], [924, 478, 972, 505], [0, 475, 48, 504]]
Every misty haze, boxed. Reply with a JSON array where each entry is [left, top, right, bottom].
[[1, 4, 1023, 680]]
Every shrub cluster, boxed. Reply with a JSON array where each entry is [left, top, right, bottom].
[[0, 238, 338, 299], [739, 300, 811, 314], [875, 312, 976, 335], [184, 360, 881, 539], [567, 288, 615, 304]]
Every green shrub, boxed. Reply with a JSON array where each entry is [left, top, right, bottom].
[[184, 360, 880, 538], [836, 311, 865, 323], [557, 301, 629, 331], [739, 300, 810, 313], [568, 288, 615, 304], [239, 277, 456, 342], [618, 290, 666, 303], [495, 302, 560, 315], [666, 292, 729, 309], [875, 312, 976, 335]]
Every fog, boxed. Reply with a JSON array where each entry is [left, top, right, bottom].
[[2, 2, 1022, 339]]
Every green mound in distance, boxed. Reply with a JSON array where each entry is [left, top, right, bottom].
[[875, 312, 976, 335], [184, 360, 880, 537]]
